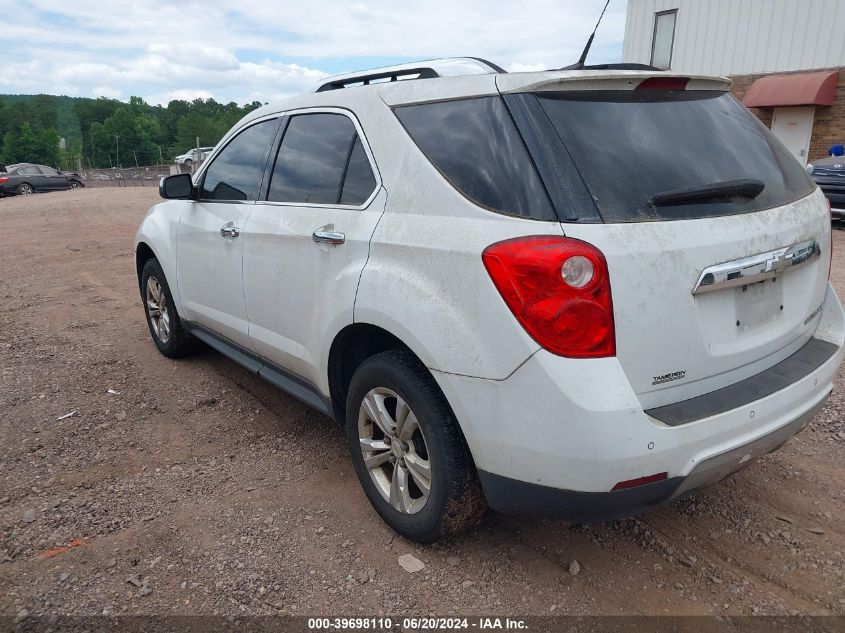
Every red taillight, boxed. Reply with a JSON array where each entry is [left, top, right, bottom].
[[482, 236, 616, 358], [611, 472, 668, 491], [636, 77, 689, 91], [0, 177, 7, 184]]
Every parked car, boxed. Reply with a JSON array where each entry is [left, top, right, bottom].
[[807, 157, 845, 220], [174, 146, 214, 167], [0, 163, 84, 196], [135, 58, 844, 543]]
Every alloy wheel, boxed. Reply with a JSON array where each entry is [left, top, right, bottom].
[[19, 184, 33, 195], [145, 276, 171, 344], [358, 387, 431, 514]]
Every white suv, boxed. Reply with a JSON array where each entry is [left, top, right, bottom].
[[174, 146, 215, 167], [135, 58, 845, 543]]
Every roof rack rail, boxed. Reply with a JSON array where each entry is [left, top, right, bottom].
[[314, 57, 505, 92]]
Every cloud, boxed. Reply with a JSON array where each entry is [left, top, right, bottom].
[[146, 89, 214, 105], [146, 44, 240, 71], [506, 62, 549, 73], [0, 0, 626, 104]]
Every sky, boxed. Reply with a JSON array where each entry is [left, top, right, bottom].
[[0, 0, 628, 105]]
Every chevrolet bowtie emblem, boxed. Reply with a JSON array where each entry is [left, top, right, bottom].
[[693, 239, 821, 295]]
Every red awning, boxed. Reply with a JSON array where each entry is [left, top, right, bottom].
[[742, 70, 839, 108]]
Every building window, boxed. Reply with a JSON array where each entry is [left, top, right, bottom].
[[651, 10, 677, 70]]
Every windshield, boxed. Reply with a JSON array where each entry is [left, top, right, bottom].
[[535, 90, 815, 222]]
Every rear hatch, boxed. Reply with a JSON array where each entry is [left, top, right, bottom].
[[499, 73, 830, 409]]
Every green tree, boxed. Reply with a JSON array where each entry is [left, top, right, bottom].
[[3, 122, 40, 163]]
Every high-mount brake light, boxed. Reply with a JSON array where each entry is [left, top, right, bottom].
[[636, 77, 689, 91], [482, 236, 615, 358]]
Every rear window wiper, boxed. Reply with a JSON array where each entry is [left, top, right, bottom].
[[648, 179, 765, 207]]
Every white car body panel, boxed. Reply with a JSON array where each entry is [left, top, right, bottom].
[[176, 199, 257, 350], [244, 188, 387, 392]]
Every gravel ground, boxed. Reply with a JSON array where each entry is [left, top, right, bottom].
[[1, 188, 844, 619]]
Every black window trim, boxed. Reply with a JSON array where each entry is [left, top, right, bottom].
[[650, 9, 678, 70], [256, 106, 382, 211], [195, 114, 283, 205], [503, 93, 601, 223]]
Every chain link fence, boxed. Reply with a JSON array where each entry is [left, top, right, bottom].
[[79, 159, 205, 188]]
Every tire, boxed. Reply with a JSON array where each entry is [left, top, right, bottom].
[[17, 183, 33, 195], [140, 258, 198, 358], [70, 181, 82, 189], [346, 350, 486, 543]]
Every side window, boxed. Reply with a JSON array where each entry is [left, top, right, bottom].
[[20, 166, 39, 176], [200, 118, 279, 201], [394, 97, 555, 220], [340, 137, 377, 205], [38, 166, 61, 175], [268, 113, 375, 205]]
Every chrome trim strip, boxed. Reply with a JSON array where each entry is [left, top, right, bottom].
[[692, 239, 821, 295]]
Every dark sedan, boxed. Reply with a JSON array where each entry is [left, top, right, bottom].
[[0, 163, 85, 197], [809, 157, 845, 220]]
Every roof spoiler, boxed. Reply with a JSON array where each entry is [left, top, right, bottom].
[[557, 62, 664, 71]]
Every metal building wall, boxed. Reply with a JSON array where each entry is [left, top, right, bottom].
[[623, 0, 845, 76]]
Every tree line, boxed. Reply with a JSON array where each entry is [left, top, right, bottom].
[[0, 94, 263, 170]]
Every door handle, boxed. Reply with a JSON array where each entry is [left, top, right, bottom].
[[220, 223, 240, 238], [312, 225, 345, 245]]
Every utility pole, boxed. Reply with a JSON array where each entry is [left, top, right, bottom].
[[158, 145, 163, 166], [114, 134, 120, 168], [134, 151, 145, 187]]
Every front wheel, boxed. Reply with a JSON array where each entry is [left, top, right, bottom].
[[140, 258, 198, 358], [70, 181, 82, 189], [346, 350, 486, 543]]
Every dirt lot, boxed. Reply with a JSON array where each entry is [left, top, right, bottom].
[[1, 188, 844, 619]]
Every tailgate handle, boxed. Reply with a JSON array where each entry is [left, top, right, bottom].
[[692, 239, 821, 295]]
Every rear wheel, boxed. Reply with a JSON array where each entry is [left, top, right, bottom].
[[346, 350, 486, 543], [17, 183, 33, 195], [140, 258, 198, 358]]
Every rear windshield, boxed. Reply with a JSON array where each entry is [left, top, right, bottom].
[[536, 90, 815, 222]]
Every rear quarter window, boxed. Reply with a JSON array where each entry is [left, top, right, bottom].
[[394, 97, 556, 221]]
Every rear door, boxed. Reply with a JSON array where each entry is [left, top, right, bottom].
[[176, 116, 280, 349], [507, 85, 829, 409], [18, 166, 48, 191], [36, 165, 70, 190], [242, 109, 384, 387]]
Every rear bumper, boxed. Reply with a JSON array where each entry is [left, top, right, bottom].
[[433, 284, 845, 519], [478, 397, 822, 520]]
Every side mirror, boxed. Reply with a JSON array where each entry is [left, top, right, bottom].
[[160, 173, 195, 200]]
